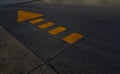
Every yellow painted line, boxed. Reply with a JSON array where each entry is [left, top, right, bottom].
[[29, 18, 45, 24], [63, 33, 83, 44], [49, 26, 67, 35], [38, 22, 54, 29], [18, 10, 44, 22]]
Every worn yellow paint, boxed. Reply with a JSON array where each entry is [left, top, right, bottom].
[[38, 22, 54, 29], [63, 33, 83, 44], [18, 10, 44, 22], [49, 26, 67, 35], [29, 18, 45, 24]]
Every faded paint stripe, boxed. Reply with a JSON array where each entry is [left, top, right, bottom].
[[29, 18, 45, 24], [63, 33, 83, 44], [38, 22, 54, 29], [49, 26, 67, 35]]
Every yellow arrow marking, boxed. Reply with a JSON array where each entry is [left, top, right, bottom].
[[18, 10, 84, 45], [18, 10, 44, 22]]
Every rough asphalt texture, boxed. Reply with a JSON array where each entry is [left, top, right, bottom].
[[0, 1, 120, 74]]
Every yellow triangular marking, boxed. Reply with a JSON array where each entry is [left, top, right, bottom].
[[18, 10, 44, 22]]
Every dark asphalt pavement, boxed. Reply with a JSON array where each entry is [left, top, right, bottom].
[[0, 1, 120, 74], [0, 0, 32, 6]]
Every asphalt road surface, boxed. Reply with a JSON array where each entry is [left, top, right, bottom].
[[0, 1, 120, 74], [0, 0, 32, 6]]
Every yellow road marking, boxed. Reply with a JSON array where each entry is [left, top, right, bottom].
[[29, 18, 45, 24], [38, 22, 54, 29], [18, 10, 44, 22], [63, 33, 83, 44], [49, 26, 67, 35]]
